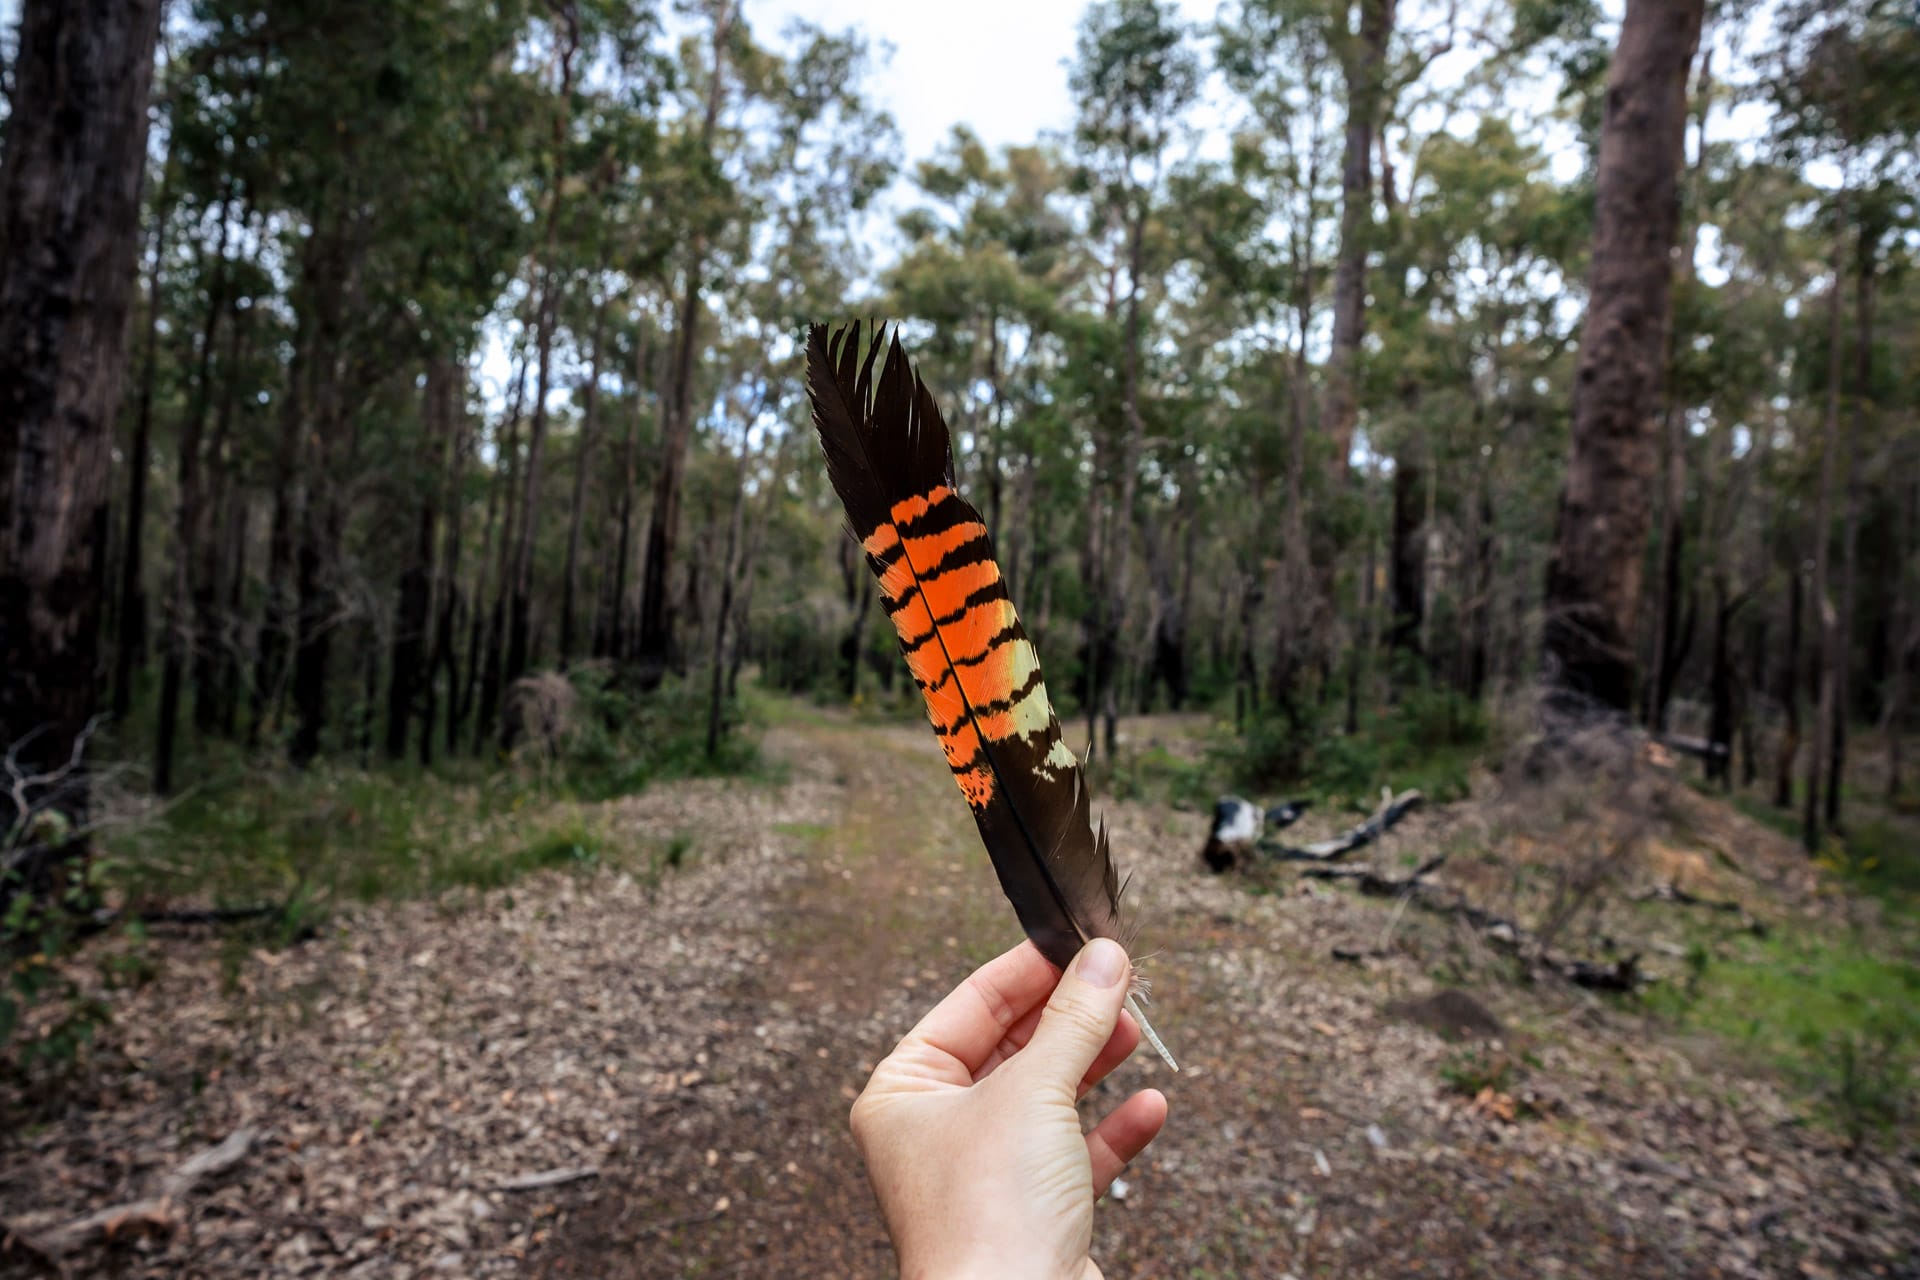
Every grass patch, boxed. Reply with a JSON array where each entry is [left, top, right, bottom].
[[1647, 928, 1919, 1147], [98, 673, 767, 914]]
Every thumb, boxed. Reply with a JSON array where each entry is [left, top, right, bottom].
[[1014, 938, 1132, 1097]]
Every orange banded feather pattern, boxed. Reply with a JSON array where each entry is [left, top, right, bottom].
[[805, 322, 1177, 1071]]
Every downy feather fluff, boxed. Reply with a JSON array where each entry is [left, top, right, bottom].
[[805, 321, 1176, 1072]]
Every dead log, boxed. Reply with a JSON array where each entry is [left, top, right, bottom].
[[1276, 789, 1424, 862], [496, 1166, 600, 1193], [1628, 881, 1766, 936], [1300, 852, 1449, 896], [3, 1127, 257, 1259], [1304, 853, 1649, 992], [1655, 734, 1729, 763]]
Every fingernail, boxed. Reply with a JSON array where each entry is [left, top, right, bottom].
[[1078, 938, 1127, 989]]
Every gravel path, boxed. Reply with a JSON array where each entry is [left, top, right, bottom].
[[3, 709, 1913, 1277]]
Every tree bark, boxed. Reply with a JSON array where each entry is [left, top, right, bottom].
[[1644, 403, 1687, 732], [0, 0, 161, 866], [636, 3, 732, 689], [1540, 0, 1704, 726], [155, 188, 235, 794], [1775, 564, 1802, 809], [1803, 223, 1848, 854], [475, 348, 528, 751], [386, 357, 452, 760], [1826, 251, 1872, 830], [425, 373, 470, 765], [559, 300, 606, 666], [195, 276, 249, 739], [1388, 451, 1424, 660], [113, 148, 172, 725], [1321, 0, 1396, 478]]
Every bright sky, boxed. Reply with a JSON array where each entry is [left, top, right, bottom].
[[756, 0, 1224, 163]]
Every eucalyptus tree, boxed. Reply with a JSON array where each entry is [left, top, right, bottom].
[[1539, 0, 1704, 730], [1068, 0, 1200, 760], [0, 0, 162, 888], [1763, 0, 1919, 844]]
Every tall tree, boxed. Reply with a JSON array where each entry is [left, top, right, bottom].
[[1540, 0, 1704, 725], [1069, 0, 1199, 759], [0, 0, 163, 882]]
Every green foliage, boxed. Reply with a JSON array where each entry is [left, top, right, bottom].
[[1648, 929, 1920, 1145], [562, 672, 763, 802], [1209, 680, 1488, 811], [102, 674, 762, 910], [2, 863, 114, 1079]]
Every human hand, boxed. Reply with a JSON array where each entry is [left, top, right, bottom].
[[849, 938, 1170, 1280]]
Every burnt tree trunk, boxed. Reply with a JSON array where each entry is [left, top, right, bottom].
[[1388, 451, 1425, 660], [474, 351, 527, 753], [1802, 223, 1848, 853], [1775, 563, 1802, 810], [1541, 0, 1704, 726], [386, 357, 452, 760], [559, 300, 606, 666], [113, 150, 173, 725], [1826, 252, 1873, 831], [0, 0, 161, 871], [424, 377, 470, 766], [155, 188, 235, 794]]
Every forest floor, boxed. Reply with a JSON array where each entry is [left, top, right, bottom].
[[2, 700, 1916, 1278]]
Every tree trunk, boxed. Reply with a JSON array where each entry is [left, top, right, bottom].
[[1321, 0, 1395, 478], [559, 300, 606, 666], [386, 357, 451, 760], [425, 377, 470, 766], [113, 151, 172, 725], [1645, 404, 1687, 732], [1885, 475, 1917, 803], [1826, 253, 1872, 830], [252, 329, 308, 744], [1803, 224, 1848, 854], [155, 189, 236, 794], [706, 437, 751, 758], [1098, 196, 1151, 759], [195, 282, 249, 739], [1540, 0, 1704, 726], [1706, 587, 1740, 788], [636, 5, 732, 689], [603, 322, 651, 662], [0, 0, 161, 874], [502, 13, 580, 707], [475, 351, 528, 751], [1388, 451, 1424, 659], [1775, 565, 1801, 810]]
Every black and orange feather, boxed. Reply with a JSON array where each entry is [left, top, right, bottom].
[[806, 321, 1176, 1071]]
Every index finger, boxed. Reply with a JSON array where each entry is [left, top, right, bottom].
[[898, 939, 1060, 1075]]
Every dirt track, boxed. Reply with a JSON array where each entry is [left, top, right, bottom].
[[3, 707, 1914, 1277]]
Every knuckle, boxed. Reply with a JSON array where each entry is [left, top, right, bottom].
[[1047, 996, 1111, 1044]]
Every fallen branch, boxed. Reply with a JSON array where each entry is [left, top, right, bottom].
[[1628, 881, 1766, 936], [3, 1127, 258, 1259], [496, 1166, 600, 1193], [1304, 853, 1649, 992], [1272, 789, 1424, 862], [92, 904, 284, 929], [1654, 734, 1729, 763], [1301, 852, 1449, 896]]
